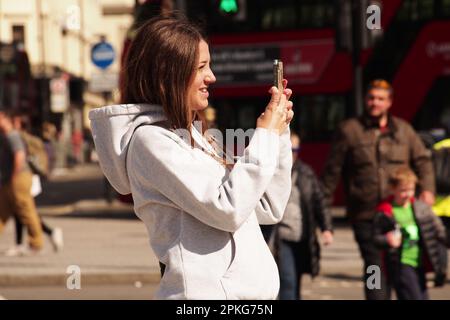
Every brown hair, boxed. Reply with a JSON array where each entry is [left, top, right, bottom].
[[366, 79, 393, 99], [388, 167, 418, 187], [120, 15, 204, 131]]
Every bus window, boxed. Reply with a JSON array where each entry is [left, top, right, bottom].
[[444, 0, 450, 17], [213, 94, 349, 144], [397, 0, 450, 21], [186, 0, 336, 34], [292, 95, 348, 142], [413, 77, 450, 134]]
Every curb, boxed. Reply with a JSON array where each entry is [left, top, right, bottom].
[[0, 272, 161, 287], [38, 200, 134, 217]]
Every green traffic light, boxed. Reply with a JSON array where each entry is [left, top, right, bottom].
[[219, 0, 238, 14]]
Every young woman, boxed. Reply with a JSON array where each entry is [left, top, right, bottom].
[[89, 15, 294, 299]]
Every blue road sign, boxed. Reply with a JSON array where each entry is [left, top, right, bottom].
[[91, 41, 115, 70]]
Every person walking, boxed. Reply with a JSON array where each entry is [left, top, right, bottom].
[[277, 132, 333, 300], [0, 109, 44, 254], [3, 113, 64, 256], [89, 15, 295, 299], [320, 79, 436, 300]]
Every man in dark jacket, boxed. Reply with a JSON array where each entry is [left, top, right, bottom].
[[277, 132, 333, 300], [320, 79, 436, 300]]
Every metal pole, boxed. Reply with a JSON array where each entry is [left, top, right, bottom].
[[0, 0, 3, 42], [62, 29, 68, 71], [352, 0, 364, 116], [0, 0, 3, 108], [36, 0, 46, 76], [175, 0, 186, 13], [79, 0, 85, 78]]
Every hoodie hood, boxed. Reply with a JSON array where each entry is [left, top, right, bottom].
[[89, 103, 166, 194]]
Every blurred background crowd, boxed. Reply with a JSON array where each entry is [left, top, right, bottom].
[[1, 0, 450, 300]]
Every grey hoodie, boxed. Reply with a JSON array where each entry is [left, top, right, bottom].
[[89, 103, 292, 299]]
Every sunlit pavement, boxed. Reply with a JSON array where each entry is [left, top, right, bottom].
[[1, 222, 449, 300], [0, 164, 449, 300]]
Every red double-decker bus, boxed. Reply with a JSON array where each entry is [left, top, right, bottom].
[[186, 0, 450, 173], [118, 0, 450, 204], [188, 1, 353, 175], [363, 0, 450, 134], [119, 0, 351, 203]]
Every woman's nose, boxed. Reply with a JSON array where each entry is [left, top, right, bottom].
[[205, 71, 216, 84]]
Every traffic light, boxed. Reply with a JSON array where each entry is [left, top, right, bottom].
[[216, 0, 246, 22], [219, 0, 239, 15]]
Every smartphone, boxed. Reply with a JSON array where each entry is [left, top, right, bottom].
[[273, 59, 283, 91]]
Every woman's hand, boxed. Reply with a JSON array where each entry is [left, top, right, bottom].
[[257, 80, 294, 135], [283, 80, 294, 125]]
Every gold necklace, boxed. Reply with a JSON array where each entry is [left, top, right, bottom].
[[193, 130, 235, 170]]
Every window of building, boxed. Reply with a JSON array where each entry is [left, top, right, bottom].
[[12, 25, 25, 46]]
